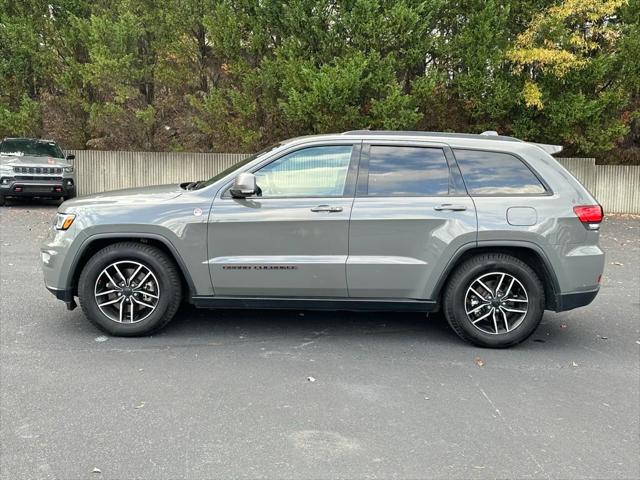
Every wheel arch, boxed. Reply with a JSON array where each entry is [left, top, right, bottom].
[[434, 242, 560, 311], [69, 233, 195, 300]]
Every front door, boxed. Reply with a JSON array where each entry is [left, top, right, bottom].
[[347, 141, 477, 300], [208, 143, 360, 297]]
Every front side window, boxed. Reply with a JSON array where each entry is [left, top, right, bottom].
[[254, 145, 353, 197], [365, 146, 450, 196], [454, 149, 546, 195]]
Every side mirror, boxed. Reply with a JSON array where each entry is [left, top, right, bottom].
[[230, 172, 257, 198], [66, 153, 75, 161]]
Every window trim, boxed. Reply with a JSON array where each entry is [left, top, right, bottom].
[[221, 141, 362, 200], [451, 147, 553, 197], [356, 141, 461, 198]]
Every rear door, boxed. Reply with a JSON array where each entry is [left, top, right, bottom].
[[347, 141, 476, 300], [208, 142, 360, 297]]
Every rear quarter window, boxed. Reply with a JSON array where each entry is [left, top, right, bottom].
[[453, 149, 546, 195]]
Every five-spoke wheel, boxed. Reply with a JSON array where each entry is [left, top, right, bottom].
[[94, 260, 160, 323], [443, 253, 545, 348], [78, 242, 182, 336], [464, 272, 529, 335]]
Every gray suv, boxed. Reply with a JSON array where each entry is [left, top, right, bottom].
[[0, 138, 76, 205], [41, 131, 605, 347]]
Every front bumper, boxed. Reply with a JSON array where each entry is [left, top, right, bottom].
[[45, 285, 77, 310], [1, 177, 75, 198]]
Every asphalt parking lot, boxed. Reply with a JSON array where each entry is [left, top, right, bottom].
[[1, 201, 639, 480]]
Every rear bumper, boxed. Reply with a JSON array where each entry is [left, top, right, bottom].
[[554, 288, 599, 312]]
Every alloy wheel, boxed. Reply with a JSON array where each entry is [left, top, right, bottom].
[[94, 260, 160, 323], [464, 271, 529, 335]]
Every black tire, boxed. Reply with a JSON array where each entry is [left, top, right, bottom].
[[0, 195, 5, 206], [443, 253, 545, 348], [78, 242, 182, 336]]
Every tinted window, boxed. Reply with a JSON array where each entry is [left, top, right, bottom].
[[255, 145, 353, 197], [454, 149, 546, 195], [366, 146, 449, 196], [0, 139, 64, 158], [202, 143, 282, 188]]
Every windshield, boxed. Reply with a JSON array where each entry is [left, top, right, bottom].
[[198, 143, 283, 188], [0, 139, 65, 158]]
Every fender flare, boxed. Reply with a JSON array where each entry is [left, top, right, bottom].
[[432, 240, 561, 307], [68, 232, 196, 297]]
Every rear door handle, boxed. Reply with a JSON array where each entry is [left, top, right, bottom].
[[434, 204, 467, 212], [311, 205, 343, 212]]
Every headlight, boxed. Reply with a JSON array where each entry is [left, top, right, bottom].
[[55, 213, 76, 230], [64, 166, 74, 173]]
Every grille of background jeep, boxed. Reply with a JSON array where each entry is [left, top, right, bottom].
[[13, 167, 63, 174], [14, 176, 64, 181]]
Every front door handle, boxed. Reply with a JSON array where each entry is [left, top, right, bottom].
[[311, 205, 343, 212], [434, 204, 467, 212]]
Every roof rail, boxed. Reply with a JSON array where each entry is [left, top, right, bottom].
[[341, 129, 521, 142], [341, 130, 563, 154]]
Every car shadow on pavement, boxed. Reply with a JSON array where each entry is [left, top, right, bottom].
[[154, 305, 460, 346], [54, 301, 589, 351], [153, 305, 588, 351], [1, 198, 62, 209]]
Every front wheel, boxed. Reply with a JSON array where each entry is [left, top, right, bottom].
[[443, 253, 545, 348], [78, 242, 182, 336]]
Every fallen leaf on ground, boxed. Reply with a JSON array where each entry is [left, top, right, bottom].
[[92, 467, 101, 474], [611, 261, 624, 266], [572, 361, 579, 367], [134, 402, 145, 409], [561, 324, 568, 329], [307, 376, 316, 382], [474, 357, 484, 367]]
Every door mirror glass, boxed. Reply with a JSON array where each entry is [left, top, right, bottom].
[[230, 172, 257, 198], [65, 153, 75, 161]]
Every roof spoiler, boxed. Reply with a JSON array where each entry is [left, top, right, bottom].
[[481, 131, 563, 155], [530, 143, 563, 155]]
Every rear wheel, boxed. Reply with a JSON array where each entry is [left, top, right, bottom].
[[0, 195, 5, 206], [78, 242, 182, 336], [443, 253, 545, 348]]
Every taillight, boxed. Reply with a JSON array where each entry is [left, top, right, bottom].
[[573, 205, 603, 230]]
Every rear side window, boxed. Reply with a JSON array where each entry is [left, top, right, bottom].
[[454, 149, 546, 195], [365, 146, 449, 196]]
